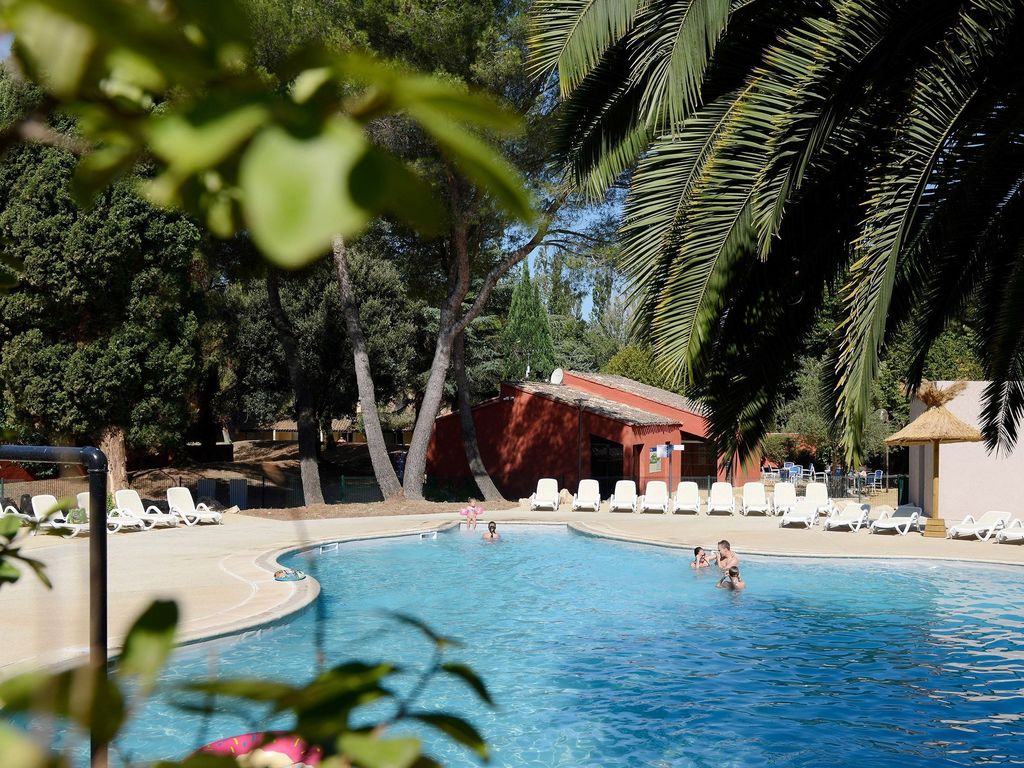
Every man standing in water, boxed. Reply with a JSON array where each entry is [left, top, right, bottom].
[[714, 540, 739, 571], [483, 521, 501, 542]]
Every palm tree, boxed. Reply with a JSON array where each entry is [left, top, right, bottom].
[[530, 0, 1024, 464]]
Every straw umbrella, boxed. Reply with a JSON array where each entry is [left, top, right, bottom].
[[884, 381, 981, 534]]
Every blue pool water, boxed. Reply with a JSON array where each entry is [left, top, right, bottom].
[[110, 525, 1024, 766]]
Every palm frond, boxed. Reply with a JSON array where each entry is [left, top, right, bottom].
[[620, 91, 744, 328], [529, 0, 646, 95], [631, 0, 732, 133], [837, 2, 1018, 462]]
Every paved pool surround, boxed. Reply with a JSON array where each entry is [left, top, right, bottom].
[[3, 507, 1024, 675]]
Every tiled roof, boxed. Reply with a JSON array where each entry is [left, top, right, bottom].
[[511, 381, 680, 427], [568, 371, 705, 415]]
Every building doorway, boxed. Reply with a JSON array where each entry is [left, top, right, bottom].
[[590, 436, 624, 498]]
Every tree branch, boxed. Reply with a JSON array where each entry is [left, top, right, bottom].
[[16, 119, 91, 155]]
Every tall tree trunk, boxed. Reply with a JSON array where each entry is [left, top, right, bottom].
[[332, 236, 403, 499], [100, 425, 128, 493], [404, 324, 456, 499], [266, 269, 324, 505], [453, 330, 503, 501]]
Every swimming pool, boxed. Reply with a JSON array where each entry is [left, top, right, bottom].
[[116, 525, 1024, 766]]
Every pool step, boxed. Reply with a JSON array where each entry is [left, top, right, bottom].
[[922, 517, 947, 538]]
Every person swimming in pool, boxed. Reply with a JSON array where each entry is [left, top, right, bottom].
[[691, 546, 710, 569], [717, 565, 745, 590], [713, 539, 739, 571], [483, 521, 500, 541]]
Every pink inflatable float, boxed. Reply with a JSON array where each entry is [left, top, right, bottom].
[[195, 731, 323, 766]]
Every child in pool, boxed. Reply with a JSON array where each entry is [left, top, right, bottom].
[[717, 565, 745, 590], [461, 498, 483, 529]]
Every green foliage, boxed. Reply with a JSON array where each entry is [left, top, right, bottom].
[[537, 0, 1024, 464], [0, 516, 49, 589], [759, 434, 792, 466], [0, 599, 493, 766], [601, 345, 676, 392], [0, 89, 204, 454], [0, 0, 532, 271], [501, 264, 555, 379]]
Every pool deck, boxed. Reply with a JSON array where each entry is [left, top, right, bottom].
[[3, 507, 1023, 676]]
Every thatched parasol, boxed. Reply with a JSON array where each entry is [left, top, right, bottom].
[[885, 380, 981, 526]]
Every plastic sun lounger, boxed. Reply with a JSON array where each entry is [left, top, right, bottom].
[[571, 479, 601, 513], [1, 502, 31, 525], [740, 482, 772, 516], [772, 482, 797, 517], [947, 510, 1012, 542], [779, 499, 819, 528], [76, 491, 148, 533], [823, 503, 870, 532], [639, 481, 669, 514], [996, 519, 1024, 544], [804, 482, 834, 517], [609, 480, 637, 513], [167, 487, 224, 526], [707, 482, 735, 515], [529, 478, 560, 511], [30, 494, 89, 537], [113, 489, 181, 529], [673, 482, 700, 514], [870, 505, 923, 535]]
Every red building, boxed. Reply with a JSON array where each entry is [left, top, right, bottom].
[[427, 371, 757, 499]]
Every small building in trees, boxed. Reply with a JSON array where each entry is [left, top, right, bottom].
[[427, 371, 755, 499]]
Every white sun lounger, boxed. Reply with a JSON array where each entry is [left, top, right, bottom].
[[76, 491, 148, 533], [167, 487, 224, 525], [947, 510, 1011, 542], [2, 501, 31, 524], [571, 479, 601, 513], [639, 481, 669, 513], [30, 494, 89, 537], [804, 482, 833, 517], [113, 489, 180, 528], [740, 482, 772, 516], [529, 478, 560, 511], [779, 499, 819, 528], [996, 519, 1024, 544], [609, 480, 637, 513], [707, 482, 735, 515], [772, 482, 797, 517], [673, 482, 700, 514], [870, 505, 923, 535], [823, 502, 870, 532]]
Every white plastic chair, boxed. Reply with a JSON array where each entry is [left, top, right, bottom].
[[672, 482, 700, 514], [740, 482, 771, 516], [823, 503, 870, 532], [779, 499, 819, 528], [870, 504, 923, 535], [804, 482, 833, 517], [113, 489, 180, 528], [77, 491, 147, 533], [639, 481, 669, 513], [30, 494, 88, 537], [996, 519, 1024, 544], [529, 478, 560, 511], [609, 480, 637, 513], [167, 487, 224, 526], [947, 510, 1011, 542], [707, 482, 735, 515], [571, 479, 600, 513], [772, 482, 797, 516]]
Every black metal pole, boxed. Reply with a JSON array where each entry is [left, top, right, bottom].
[[0, 445, 108, 768]]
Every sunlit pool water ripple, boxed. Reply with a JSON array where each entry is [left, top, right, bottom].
[[116, 525, 1024, 767]]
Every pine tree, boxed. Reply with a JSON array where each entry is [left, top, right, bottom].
[[502, 264, 555, 380]]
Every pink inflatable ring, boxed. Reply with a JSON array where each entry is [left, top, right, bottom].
[[195, 731, 323, 766]]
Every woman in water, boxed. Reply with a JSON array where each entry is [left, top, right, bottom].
[[482, 521, 500, 541], [691, 546, 710, 569]]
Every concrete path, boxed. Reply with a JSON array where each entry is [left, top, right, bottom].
[[2, 508, 1022, 675]]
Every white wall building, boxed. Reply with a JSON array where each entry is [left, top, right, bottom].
[[907, 381, 1024, 518]]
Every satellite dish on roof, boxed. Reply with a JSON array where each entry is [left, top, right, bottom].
[[550, 368, 564, 385]]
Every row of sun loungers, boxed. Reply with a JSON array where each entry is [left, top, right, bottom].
[[0, 487, 222, 536]]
